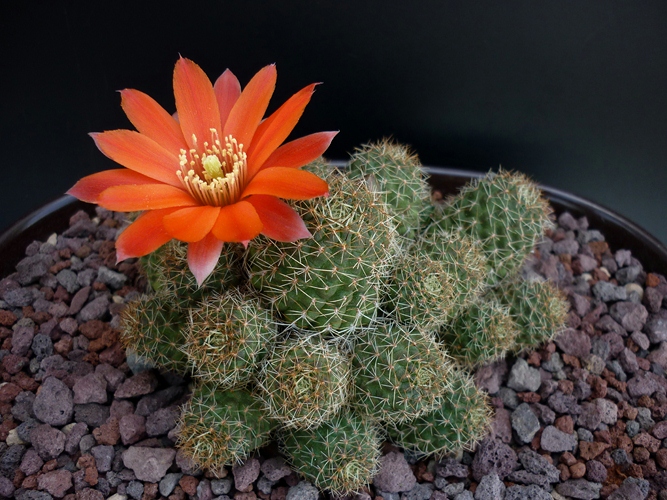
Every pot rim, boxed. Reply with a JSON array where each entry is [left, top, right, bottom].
[[1, 166, 666, 277]]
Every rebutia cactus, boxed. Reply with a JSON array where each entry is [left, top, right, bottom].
[[118, 140, 570, 494]]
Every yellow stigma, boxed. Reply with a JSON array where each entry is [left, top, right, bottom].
[[177, 131, 247, 207], [202, 154, 223, 179]]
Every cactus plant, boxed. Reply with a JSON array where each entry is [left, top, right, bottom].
[[112, 154, 569, 492]]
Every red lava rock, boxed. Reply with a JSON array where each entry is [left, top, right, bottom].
[[76, 454, 99, 486], [2, 354, 28, 374], [652, 420, 667, 439], [235, 492, 257, 500], [0, 382, 21, 403], [656, 449, 667, 469], [98, 342, 126, 367], [115, 371, 159, 399], [554, 415, 574, 434], [579, 441, 610, 460], [569, 462, 586, 479], [633, 446, 651, 463], [616, 434, 634, 454], [169, 486, 187, 500], [517, 392, 541, 403], [589, 376, 608, 399], [633, 432, 661, 453], [22, 474, 38, 489], [558, 464, 570, 481], [93, 416, 120, 445], [142, 482, 159, 500], [179, 475, 199, 496], [526, 351, 541, 366], [626, 463, 644, 479], [0, 310, 17, 326]]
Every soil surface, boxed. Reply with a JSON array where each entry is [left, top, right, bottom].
[[1, 205, 667, 500]]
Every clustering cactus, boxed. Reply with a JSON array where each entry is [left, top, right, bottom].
[[120, 140, 568, 494]]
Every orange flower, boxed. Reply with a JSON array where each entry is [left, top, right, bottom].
[[68, 57, 336, 285]]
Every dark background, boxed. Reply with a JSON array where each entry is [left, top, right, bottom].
[[2, 1, 666, 246]]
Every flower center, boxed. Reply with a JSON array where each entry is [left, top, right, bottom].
[[177, 130, 247, 206]]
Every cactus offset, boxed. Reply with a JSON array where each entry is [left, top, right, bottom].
[[388, 366, 492, 456], [492, 278, 569, 351], [352, 321, 453, 423], [280, 410, 382, 494], [257, 335, 351, 429], [141, 240, 244, 309], [246, 170, 398, 335], [176, 383, 277, 470], [425, 170, 553, 284], [120, 294, 189, 374], [181, 289, 275, 389], [348, 140, 431, 239], [439, 299, 518, 366]]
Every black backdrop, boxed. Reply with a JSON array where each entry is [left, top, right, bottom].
[[2, 1, 667, 246]]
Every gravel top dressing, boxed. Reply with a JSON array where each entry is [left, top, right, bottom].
[[1, 205, 667, 500]]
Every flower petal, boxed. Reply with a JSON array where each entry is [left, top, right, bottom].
[[242, 167, 329, 200], [246, 83, 318, 177], [261, 131, 338, 170], [173, 57, 222, 151], [247, 195, 311, 241], [187, 233, 225, 287], [162, 205, 221, 242], [210, 201, 263, 242], [222, 64, 276, 149], [92, 130, 182, 187], [115, 208, 178, 261], [67, 169, 156, 203], [214, 69, 242, 129], [120, 89, 188, 153], [97, 184, 196, 211]]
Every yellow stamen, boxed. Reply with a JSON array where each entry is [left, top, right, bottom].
[[177, 131, 247, 207]]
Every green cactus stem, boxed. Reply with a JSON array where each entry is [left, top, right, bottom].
[[388, 367, 492, 456], [280, 410, 382, 494], [492, 278, 569, 351], [425, 170, 553, 284], [348, 139, 431, 239], [351, 321, 452, 424], [141, 240, 244, 309], [120, 294, 189, 374], [181, 289, 275, 389], [384, 252, 456, 331], [439, 299, 518, 366], [176, 383, 277, 471], [257, 335, 351, 429], [247, 169, 398, 335]]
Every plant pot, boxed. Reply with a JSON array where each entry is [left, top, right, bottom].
[[2, 167, 666, 277]]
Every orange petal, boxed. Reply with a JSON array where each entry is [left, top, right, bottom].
[[261, 131, 338, 170], [210, 201, 263, 242], [162, 205, 221, 242], [92, 130, 182, 187], [97, 184, 196, 211], [187, 233, 225, 287], [247, 195, 311, 241], [67, 169, 156, 203], [115, 208, 178, 261], [242, 167, 328, 200], [173, 57, 222, 151], [120, 89, 188, 153], [214, 69, 242, 129], [246, 83, 317, 177], [222, 64, 276, 149]]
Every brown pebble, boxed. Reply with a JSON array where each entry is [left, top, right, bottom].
[[634, 446, 651, 463], [169, 485, 186, 500], [656, 449, 667, 469], [92, 417, 120, 445], [558, 463, 571, 481], [517, 392, 541, 403], [569, 462, 586, 479], [555, 415, 574, 434], [42, 459, 58, 472], [558, 380, 574, 395], [579, 441, 610, 460], [560, 452, 577, 466], [638, 395, 655, 408], [271, 486, 288, 500], [527, 351, 541, 366], [646, 273, 661, 287], [235, 493, 257, 500], [626, 463, 644, 479], [142, 482, 158, 500], [642, 458, 658, 478], [616, 434, 633, 454], [179, 476, 198, 496], [22, 475, 38, 489]]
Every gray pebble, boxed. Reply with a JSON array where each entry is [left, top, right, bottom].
[[474, 473, 505, 500], [210, 478, 232, 496], [507, 358, 541, 393], [126, 480, 144, 500], [286, 481, 319, 500], [402, 483, 434, 500], [159, 473, 184, 497], [511, 403, 540, 444]]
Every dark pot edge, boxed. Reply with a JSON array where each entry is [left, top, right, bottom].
[[1, 167, 666, 278]]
